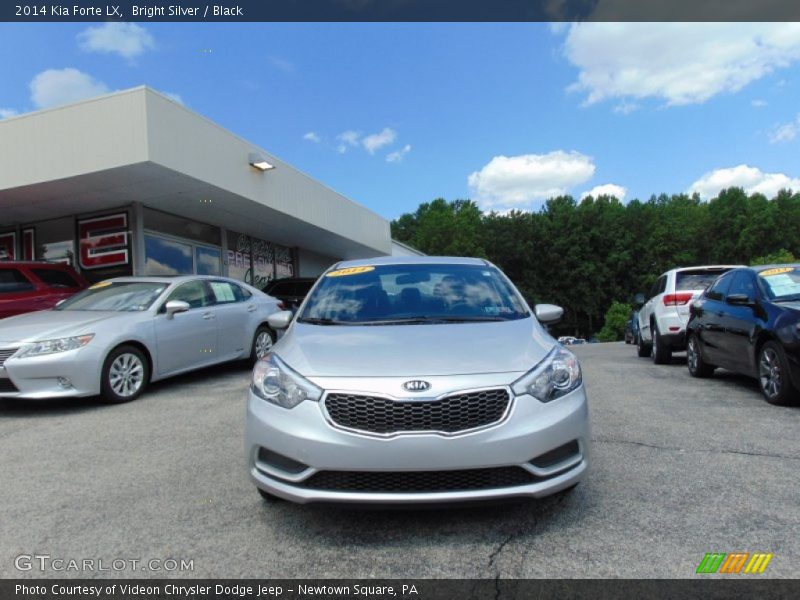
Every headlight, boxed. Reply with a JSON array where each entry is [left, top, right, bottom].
[[252, 353, 322, 409], [17, 334, 95, 358], [511, 345, 582, 402]]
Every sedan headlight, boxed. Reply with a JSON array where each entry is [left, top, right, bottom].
[[511, 345, 582, 402], [17, 334, 95, 358], [252, 353, 322, 409]]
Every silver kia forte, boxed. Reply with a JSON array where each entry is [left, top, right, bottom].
[[245, 256, 589, 505]]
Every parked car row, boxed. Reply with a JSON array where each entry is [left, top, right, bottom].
[[634, 263, 800, 406]]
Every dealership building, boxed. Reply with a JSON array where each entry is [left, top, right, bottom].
[[0, 86, 419, 286]]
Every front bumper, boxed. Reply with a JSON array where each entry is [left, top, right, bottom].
[[245, 382, 590, 505], [0, 346, 103, 399]]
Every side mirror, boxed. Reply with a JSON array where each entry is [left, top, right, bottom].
[[535, 303, 564, 324], [268, 310, 294, 330], [726, 294, 754, 307], [165, 300, 190, 319], [633, 293, 645, 307]]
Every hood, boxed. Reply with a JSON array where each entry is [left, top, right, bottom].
[[0, 310, 128, 344], [274, 317, 555, 377]]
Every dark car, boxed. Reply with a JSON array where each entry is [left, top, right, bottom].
[[686, 264, 800, 405], [260, 277, 316, 311], [0, 262, 89, 319], [625, 310, 640, 344]]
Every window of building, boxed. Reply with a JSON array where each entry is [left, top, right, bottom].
[[33, 217, 75, 265], [144, 235, 194, 276], [143, 208, 221, 246], [195, 246, 222, 276]]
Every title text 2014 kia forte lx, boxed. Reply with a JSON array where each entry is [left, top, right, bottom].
[[245, 257, 589, 505]]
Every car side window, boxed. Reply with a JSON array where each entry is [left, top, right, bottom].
[[658, 276, 667, 294], [165, 280, 211, 309], [0, 268, 35, 294], [31, 268, 80, 288], [705, 272, 734, 301], [727, 271, 757, 300], [648, 278, 660, 299]]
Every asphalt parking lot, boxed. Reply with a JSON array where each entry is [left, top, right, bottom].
[[1, 342, 798, 579]]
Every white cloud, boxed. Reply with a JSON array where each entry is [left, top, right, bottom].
[[268, 56, 295, 73], [362, 127, 397, 154], [467, 151, 596, 211], [303, 131, 321, 143], [560, 23, 800, 107], [161, 91, 184, 105], [0, 108, 17, 119], [30, 68, 110, 109], [386, 144, 411, 163], [336, 130, 361, 153], [77, 23, 155, 60], [769, 114, 800, 144], [581, 183, 627, 201], [689, 165, 800, 199], [752, 99, 768, 108]]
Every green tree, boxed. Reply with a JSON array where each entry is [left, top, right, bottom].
[[596, 301, 633, 342], [752, 249, 797, 265]]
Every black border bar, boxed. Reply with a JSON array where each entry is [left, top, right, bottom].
[[3, 579, 800, 600], [2, 1, 800, 22]]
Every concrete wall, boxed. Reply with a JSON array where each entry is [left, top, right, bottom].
[[297, 247, 339, 277]]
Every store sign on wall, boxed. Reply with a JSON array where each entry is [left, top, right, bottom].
[[78, 213, 130, 270]]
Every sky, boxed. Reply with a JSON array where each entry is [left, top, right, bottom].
[[1, 22, 799, 220]]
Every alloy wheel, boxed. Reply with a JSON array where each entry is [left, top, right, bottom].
[[759, 347, 782, 399], [109, 353, 145, 398], [687, 338, 698, 372], [255, 331, 273, 359]]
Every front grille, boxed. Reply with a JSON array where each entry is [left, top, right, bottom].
[[0, 378, 19, 393], [324, 388, 510, 435], [0, 348, 18, 367], [298, 467, 536, 493]]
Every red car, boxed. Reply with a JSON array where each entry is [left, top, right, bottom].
[[0, 262, 89, 318]]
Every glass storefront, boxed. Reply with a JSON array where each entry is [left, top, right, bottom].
[[144, 234, 221, 277]]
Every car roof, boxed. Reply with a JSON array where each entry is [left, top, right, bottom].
[[102, 275, 248, 285], [750, 263, 800, 272], [333, 255, 489, 269], [670, 265, 745, 273]]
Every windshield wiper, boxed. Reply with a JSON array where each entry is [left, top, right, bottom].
[[359, 315, 508, 325], [772, 295, 800, 303], [296, 317, 346, 325]]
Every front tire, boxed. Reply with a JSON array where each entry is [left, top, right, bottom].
[[100, 345, 149, 403], [758, 341, 797, 406], [687, 334, 715, 378], [652, 322, 672, 365]]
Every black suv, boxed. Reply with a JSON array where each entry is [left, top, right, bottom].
[[261, 277, 316, 311]]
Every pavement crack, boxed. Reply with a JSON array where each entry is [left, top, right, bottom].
[[488, 532, 514, 600], [593, 437, 800, 461]]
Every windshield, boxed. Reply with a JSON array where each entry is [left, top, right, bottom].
[[298, 263, 529, 325], [758, 266, 800, 302], [56, 281, 168, 312]]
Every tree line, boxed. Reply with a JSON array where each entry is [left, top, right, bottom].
[[390, 188, 800, 338]]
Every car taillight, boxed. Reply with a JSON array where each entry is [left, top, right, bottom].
[[663, 292, 694, 306]]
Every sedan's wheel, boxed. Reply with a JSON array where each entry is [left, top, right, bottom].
[[652, 323, 672, 365], [250, 326, 275, 364], [758, 341, 797, 406], [101, 345, 149, 404], [687, 334, 715, 378], [636, 330, 651, 358]]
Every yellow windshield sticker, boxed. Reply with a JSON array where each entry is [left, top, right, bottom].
[[89, 281, 113, 289], [326, 266, 375, 277], [759, 267, 794, 277]]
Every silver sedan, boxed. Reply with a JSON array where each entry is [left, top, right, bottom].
[[246, 256, 589, 505], [0, 276, 280, 403]]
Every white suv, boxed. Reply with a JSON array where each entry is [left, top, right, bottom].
[[636, 265, 743, 363]]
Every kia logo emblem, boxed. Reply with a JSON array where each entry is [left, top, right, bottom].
[[402, 380, 431, 392]]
